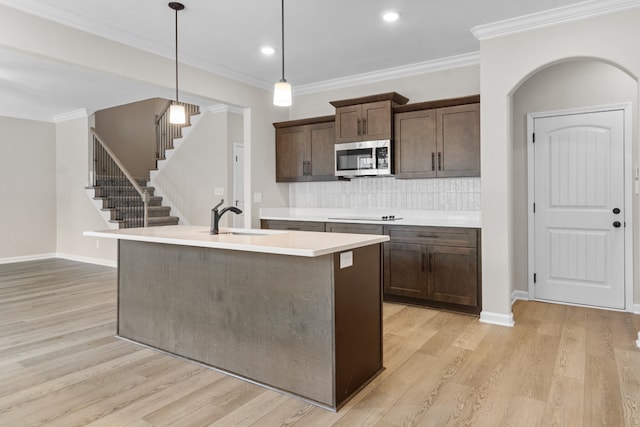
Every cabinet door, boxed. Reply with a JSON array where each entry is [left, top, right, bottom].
[[383, 242, 428, 299], [260, 219, 325, 232], [335, 105, 362, 143], [308, 122, 337, 180], [394, 109, 437, 178], [362, 101, 392, 140], [276, 126, 308, 182], [436, 103, 480, 177], [428, 246, 477, 307], [326, 223, 383, 235]]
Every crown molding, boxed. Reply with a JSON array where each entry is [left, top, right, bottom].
[[471, 0, 640, 40], [207, 104, 244, 115], [294, 52, 480, 96], [0, 110, 57, 122], [53, 108, 88, 123]]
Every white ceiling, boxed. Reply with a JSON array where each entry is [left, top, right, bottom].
[[0, 0, 603, 121]]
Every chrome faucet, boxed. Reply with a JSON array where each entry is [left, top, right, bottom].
[[210, 199, 242, 235]]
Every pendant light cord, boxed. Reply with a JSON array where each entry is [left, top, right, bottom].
[[280, 0, 285, 82], [174, 6, 179, 103]]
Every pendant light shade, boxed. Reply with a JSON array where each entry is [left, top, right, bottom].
[[273, 0, 292, 107], [169, 103, 186, 124], [273, 80, 292, 107], [169, 2, 186, 124]]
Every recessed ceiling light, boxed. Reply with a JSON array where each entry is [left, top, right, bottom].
[[261, 46, 275, 55], [382, 11, 399, 22]]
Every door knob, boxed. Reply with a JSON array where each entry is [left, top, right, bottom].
[[612, 208, 621, 214], [613, 221, 621, 228]]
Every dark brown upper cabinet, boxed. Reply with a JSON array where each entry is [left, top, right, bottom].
[[274, 116, 336, 182], [331, 92, 409, 143], [394, 95, 480, 179]]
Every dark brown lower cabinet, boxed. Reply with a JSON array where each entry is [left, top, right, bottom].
[[383, 226, 481, 314], [383, 242, 428, 299], [262, 219, 481, 314], [260, 219, 325, 232], [428, 245, 477, 307]]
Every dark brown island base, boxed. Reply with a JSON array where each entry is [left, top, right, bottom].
[[85, 225, 389, 410]]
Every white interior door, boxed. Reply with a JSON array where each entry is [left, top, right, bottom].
[[232, 143, 245, 228], [533, 110, 625, 309]]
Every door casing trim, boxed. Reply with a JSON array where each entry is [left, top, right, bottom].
[[526, 103, 633, 312]]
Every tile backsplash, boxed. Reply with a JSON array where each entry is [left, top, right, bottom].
[[289, 177, 481, 211]]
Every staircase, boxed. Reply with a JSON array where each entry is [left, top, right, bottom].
[[90, 175, 178, 228], [87, 101, 199, 229]]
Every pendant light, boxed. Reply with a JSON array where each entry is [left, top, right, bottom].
[[273, 0, 292, 107], [169, 2, 186, 124]]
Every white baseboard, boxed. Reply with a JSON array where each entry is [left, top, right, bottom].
[[56, 253, 116, 268], [0, 253, 57, 264], [634, 304, 640, 315], [480, 310, 515, 327], [511, 290, 529, 306]]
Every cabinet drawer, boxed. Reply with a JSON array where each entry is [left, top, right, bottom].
[[326, 223, 384, 235], [385, 225, 477, 247], [260, 219, 325, 232]]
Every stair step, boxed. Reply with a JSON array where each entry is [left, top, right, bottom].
[[96, 195, 163, 208]]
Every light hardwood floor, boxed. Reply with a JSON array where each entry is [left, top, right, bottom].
[[1, 259, 639, 426]]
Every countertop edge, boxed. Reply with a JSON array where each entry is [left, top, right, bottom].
[[84, 229, 389, 257]]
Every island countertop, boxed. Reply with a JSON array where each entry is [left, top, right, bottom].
[[84, 225, 389, 257]]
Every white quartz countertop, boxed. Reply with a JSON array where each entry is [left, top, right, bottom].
[[84, 225, 389, 257], [260, 208, 481, 228]]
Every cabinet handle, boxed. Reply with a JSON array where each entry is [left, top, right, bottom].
[[438, 152, 442, 171], [421, 253, 426, 272], [363, 118, 367, 135], [417, 234, 439, 238], [306, 161, 311, 175], [357, 118, 361, 136], [302, 161, 307, 175], [431, 153, 435, 171], [428, 253, 432, 273]]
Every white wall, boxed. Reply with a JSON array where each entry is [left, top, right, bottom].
[[0, 117, 56, 260], [153, 109, 231, 226], [480, 8, 640, 322], [55, 115, 118, 264], [512, 60, 637, 295]]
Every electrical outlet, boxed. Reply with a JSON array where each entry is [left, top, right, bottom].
[[214, 187, 224, 196], [96, 240, 100, 249], [253, 193, 262, 203]]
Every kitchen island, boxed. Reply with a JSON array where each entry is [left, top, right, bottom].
[[84, 225, 389, 410]]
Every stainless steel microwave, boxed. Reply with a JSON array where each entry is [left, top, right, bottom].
[[335, 140, 392, 177]]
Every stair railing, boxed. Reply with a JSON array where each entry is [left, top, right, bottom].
[[155, 101, 200, 163], [89, 128, 150, 227]]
